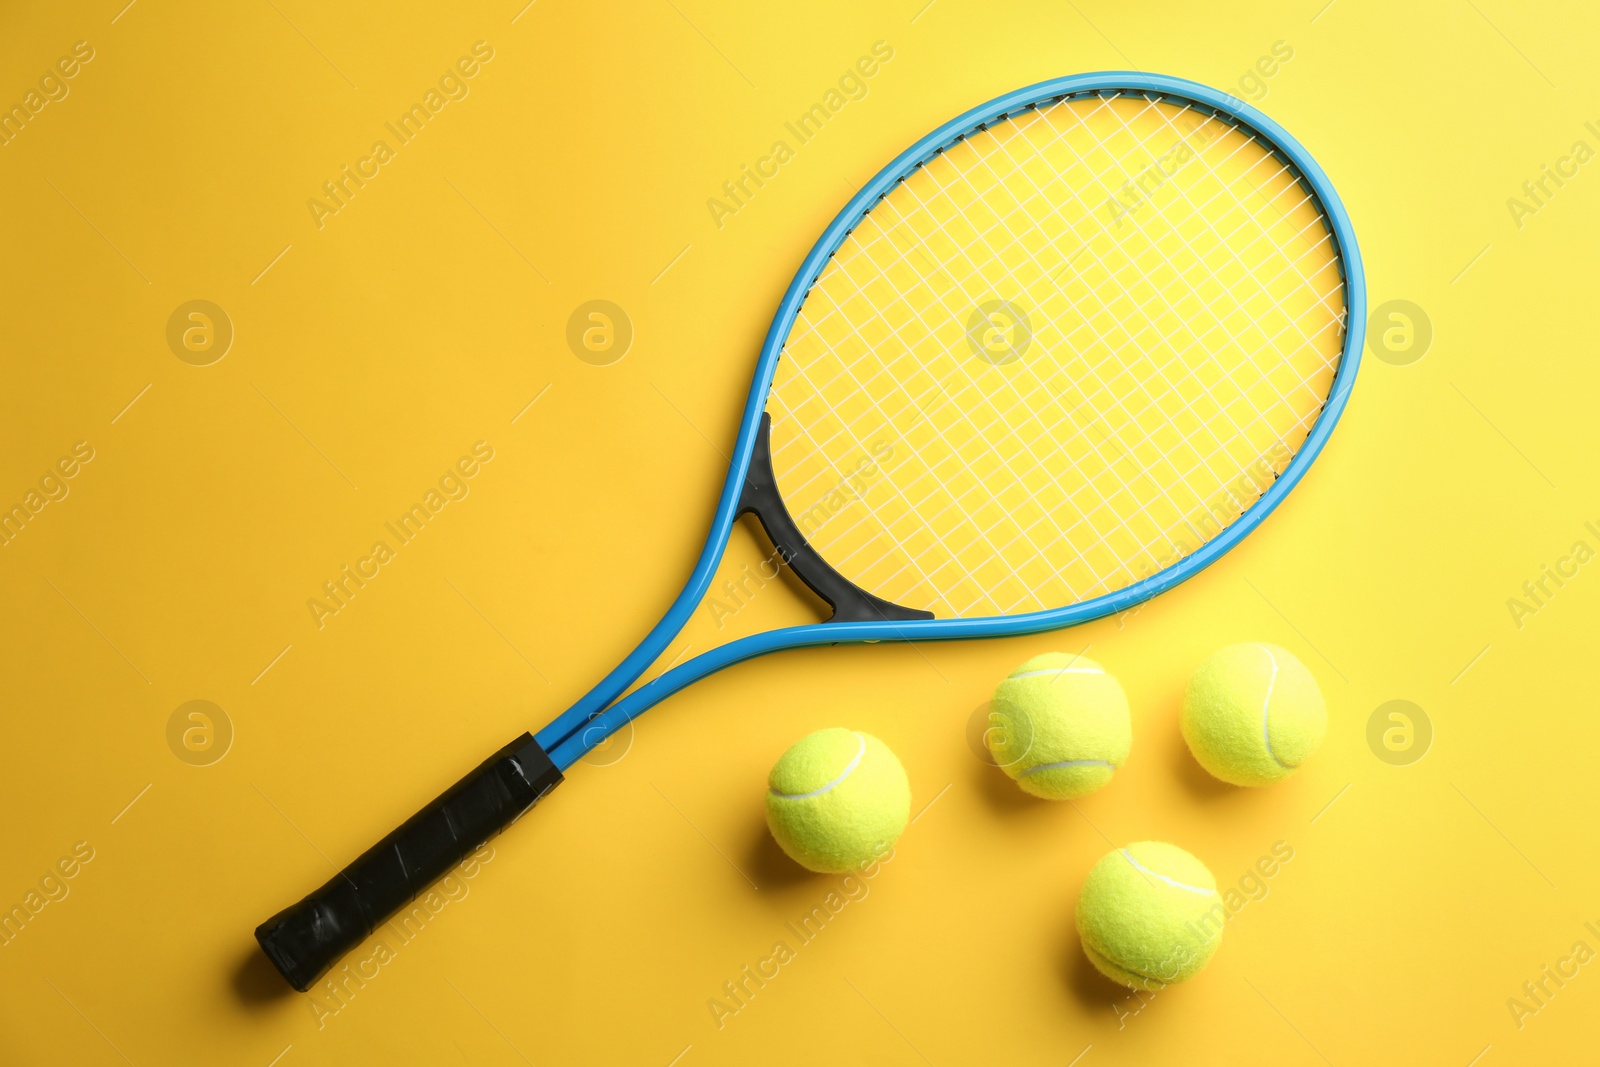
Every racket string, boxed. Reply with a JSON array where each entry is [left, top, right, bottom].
[[777, 206, 1340, 496], [777, 268, 1337, 612], [800, 314, 1343, 613], [767, 92, 1346, 616], [773, 309, 1037, 615], [781, 143, 1341, 478], [778, 216, 1340, 611], [923, 108, 1272, 565], [776, 234, 1340, 610], [825, 344, 1335, 614]]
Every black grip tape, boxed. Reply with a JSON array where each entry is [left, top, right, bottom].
[[254, 733, 563, 991]]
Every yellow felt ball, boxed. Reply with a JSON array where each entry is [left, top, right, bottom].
[[1181, 643, 1327, 786], [765, 728, 910, 873], [1076, 841, 1225, 990], [985, 653, 1131, 799]]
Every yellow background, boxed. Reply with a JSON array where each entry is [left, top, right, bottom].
[[0, 1, 1596, 1064]]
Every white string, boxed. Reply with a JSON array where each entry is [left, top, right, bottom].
[[774, 106, 1337, 617], [765, 91, 1345, 616]]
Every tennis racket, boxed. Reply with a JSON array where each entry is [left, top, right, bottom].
[[256, 71, 1364, 991]]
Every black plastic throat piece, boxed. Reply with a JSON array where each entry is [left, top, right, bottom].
[[737, 413, 934, 624]]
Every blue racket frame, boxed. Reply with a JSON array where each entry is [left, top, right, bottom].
[[542, 71, 1366, 769]]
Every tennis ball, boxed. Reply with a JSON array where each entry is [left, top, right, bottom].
[[1181, 643, 1326, 786], [765, 728, 911, 874], [985, 653, 1131, 799], [1076, 841, 1225, 990]]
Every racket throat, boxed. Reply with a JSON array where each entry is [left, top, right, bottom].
[[738, 413, 933, 625]]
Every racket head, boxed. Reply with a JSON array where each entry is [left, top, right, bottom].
[[545, 72, 1364, 767], [749, 70, 1364, 634]]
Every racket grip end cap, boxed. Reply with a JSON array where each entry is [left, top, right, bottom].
[[254, 733, 562, 992]]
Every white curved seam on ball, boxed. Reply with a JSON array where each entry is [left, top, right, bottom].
[[1084, 941, 1169, 986], [769, 732, 867, 800], [1120, 850, 1214, 896], [1019, 758, 1116, 777], [1255, 643, 1292, 768], [1008, 666, 1104, 681]]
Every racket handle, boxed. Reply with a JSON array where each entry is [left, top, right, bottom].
[[253, 733, 563, 991]]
